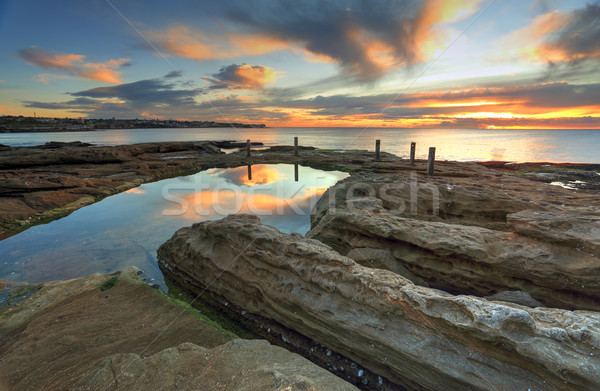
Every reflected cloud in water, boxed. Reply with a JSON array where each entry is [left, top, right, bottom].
[[208, 164, 283, 186], [0, 164, 348, 287]]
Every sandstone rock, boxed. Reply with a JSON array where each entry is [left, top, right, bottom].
[[73, 339, 357, 391], [346, 247, 428, 286], [0, 146, 132, 169], [309, 172, 535, 230], [308, 175, 600, 311], [508, 208, 600, 252], [0, 268, 235, 390], [158, 214, 600, 391], [485, 290, 543, 308]]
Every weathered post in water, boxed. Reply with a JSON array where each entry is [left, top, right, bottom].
[[410, 142, 416, 165], [246, 139, 251, 157], [427, 147, 436, 175], [247, 164, 252, 181], [294, 163, 299, 182], [294, 137, 298, 156], [375, 139, 381, 161]]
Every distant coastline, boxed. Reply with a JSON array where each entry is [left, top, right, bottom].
[[0, 115, 266, 133]]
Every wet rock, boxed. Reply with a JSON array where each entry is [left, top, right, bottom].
[[158, 214, 600, 391], [73, 339, 357, 391], [41, 141, 93, 148], [212, 140, 264, 149]]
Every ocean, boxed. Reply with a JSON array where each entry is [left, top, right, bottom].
[[1, 127, 599, 163]]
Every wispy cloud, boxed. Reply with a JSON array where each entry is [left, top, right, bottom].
[[32, 73, 70, 85], [225, 0, 484, 81], [144, 25, 288, 61], [18, 46, 130, 83], [140, 1, 484, 82], [498, 3, 600, 65], [541, 3, 600, 64]]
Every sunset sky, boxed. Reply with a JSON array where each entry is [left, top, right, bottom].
[[1, 0, 599, 128]]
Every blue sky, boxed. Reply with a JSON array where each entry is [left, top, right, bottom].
[[0, 0, 599, 128]]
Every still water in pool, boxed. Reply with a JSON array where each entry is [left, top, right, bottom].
[[0, 164, 348, 287]]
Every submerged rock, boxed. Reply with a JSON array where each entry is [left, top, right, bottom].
[[158, 214, 600, 391], [73, 339, 357, 391]]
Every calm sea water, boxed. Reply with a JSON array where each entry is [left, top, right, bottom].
[[1, 127, 599, 163]]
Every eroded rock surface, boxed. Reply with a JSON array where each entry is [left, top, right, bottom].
[[1, 267, 355, 391], [73, 340, 357, 391], [0, 268, 234, 390], [307, 173, 600, 311], [158, 214, 600, 391]]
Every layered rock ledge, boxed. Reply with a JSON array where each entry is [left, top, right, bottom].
[[307, 173, 600, 311], [158, 214, 600, 391]]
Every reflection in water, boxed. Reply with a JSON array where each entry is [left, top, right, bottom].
[[0, 164, 348, 287], [208, 164, 282, 186]]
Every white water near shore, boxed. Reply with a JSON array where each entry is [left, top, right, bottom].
[[1, 127, 599, 163]]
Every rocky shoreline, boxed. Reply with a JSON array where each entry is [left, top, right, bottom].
[[1, 140, 600, 390]]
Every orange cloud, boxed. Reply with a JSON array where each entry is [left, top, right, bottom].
[[234, 64, 278, 87], [146, 26, 222, 60], [496, 5, 600, 65], [497, 11, 570, 63], [18, 46, 129, 83], [415, 0, 484, 60], [80, 59, 130, 84], [140, 112, 166, 119], [145, 1, 485, 80], [206, 64, 280, 89], [146, 25, 288, 61]]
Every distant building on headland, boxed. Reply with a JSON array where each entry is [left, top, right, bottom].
[[0, 115, 266, 132]]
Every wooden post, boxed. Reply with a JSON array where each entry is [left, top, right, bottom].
[[247, 164, 252, 181], [427, 147, 436, 176], [410, 142, 416, 166], [375, 139, 381, 161], [246, 139, 251, 157], [294, 137, 298, 156], [294, 163, 299, 182]]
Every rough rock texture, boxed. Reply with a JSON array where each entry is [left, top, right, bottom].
[[73, 339, 357, 391], [507, 208, 600, 252], [307, 173, 600, 311], [158, 214, 600, 391], [0, 267, 236, 390], [485, 290, 543, 308]]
